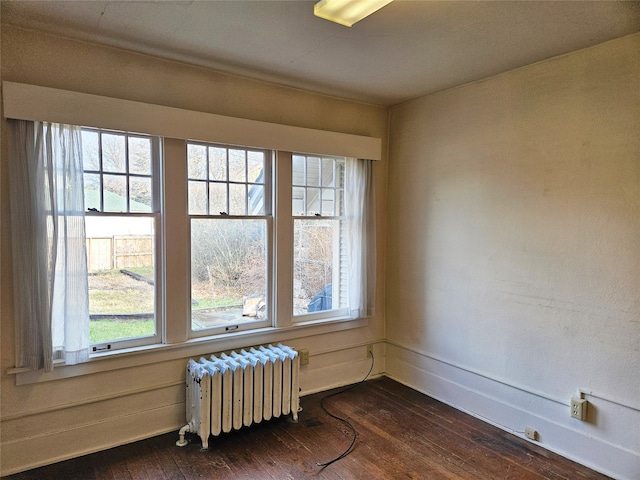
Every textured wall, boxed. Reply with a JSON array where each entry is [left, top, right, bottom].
[[386, 33, 639, 478]]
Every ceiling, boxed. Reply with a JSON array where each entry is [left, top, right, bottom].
[[2, 1, 640, 107]]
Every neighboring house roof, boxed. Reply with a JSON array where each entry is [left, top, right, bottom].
[[84, 189, 151, 213], [248, 169, 265, 215]]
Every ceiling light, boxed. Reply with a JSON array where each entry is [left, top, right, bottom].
[[314, 0, 394, 27]]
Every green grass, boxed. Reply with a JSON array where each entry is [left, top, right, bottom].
[[88, 269, 154, 315], [192, 295, 241, 309], [90, 289, 154, 314], [122, 266, 154, 278], [90, 266, 154, 277], [87, 269, 244, 344], [90, 318, 155, 343]]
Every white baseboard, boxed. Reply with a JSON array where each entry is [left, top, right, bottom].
[[8, 341, 635, 479], [0, 405, 183, 476], [385, 342, 639, 480]]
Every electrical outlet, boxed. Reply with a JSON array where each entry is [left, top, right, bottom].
[[298, 348, 309, 366], [571, 397, 587, 420], [367, 344, 373, 357], [525, 427, 537, 441]]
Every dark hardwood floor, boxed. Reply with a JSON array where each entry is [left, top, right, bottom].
[[5, 377, 611, 479]]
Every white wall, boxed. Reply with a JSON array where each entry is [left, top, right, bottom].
[[386, 33, 639, 479], [0, 25, 387, 475]]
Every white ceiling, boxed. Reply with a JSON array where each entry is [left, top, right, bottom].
[[3, 0, 639, 106]]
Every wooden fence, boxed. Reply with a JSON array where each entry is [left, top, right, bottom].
[[86, 236, 153, 271]]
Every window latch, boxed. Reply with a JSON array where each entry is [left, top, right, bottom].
[[92, 344, 112, 352]]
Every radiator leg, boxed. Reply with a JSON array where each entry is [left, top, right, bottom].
[[176, 423, 192, 447], [289, 406, 302, 423]]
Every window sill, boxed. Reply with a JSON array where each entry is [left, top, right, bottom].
[[9, 316, 368, 386]]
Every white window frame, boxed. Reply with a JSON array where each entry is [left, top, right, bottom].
[[291, 154, 350, 323], [82, 127, 163, 352], [186, 141, 273, 337]]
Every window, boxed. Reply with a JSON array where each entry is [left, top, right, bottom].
[[8, 115, 374, 373], [81, 129, 161, 350], [187, 143, 270, 334], [292, 154, 348, 319]]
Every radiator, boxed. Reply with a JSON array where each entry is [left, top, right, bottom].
[[176, 343, 300, 449]]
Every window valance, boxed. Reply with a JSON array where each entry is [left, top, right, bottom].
[[2, 82, 382, 161]]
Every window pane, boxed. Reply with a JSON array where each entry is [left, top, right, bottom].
[[102, 133, 126, 173], [128, 137, 152, 175], [209, 182, 227, 215], [248, 185, 265, 215], [188, 144, 207, 180], [322, 158, 335, 187], [188, 181, 207, 215], [294, 218, 336, 315], [228, 149, 246, 183], [82, 130, 100, 171], [209, 147, 227, 181], [229, 183, 246, 215], [130, 177, 152, 212], [103, 174, 127, 211], [336, 161, 345, 187], [321, 188, 335, 216], [292, 155, 305, 184], [292, 187, 305, 215], [306, 187, 320, 215], [292, 155, 343, 218], [85, 216, 155, 343], [336, 188, 344, 216], [84, 174, 101, 211], [191, 218, 267, 330], [248, 151, 264, 183], [307, 156, 321, 186]]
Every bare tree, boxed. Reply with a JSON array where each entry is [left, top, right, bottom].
[[191, 219, 266, 299], [294, 219, 334, 310]]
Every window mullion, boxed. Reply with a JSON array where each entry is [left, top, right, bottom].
[[225, 148, 230, 214], [98, 131, 105, 213], [151, 137, 164, 343], [124, 133, 130, 212], [205, 145, 210, 215], [274, 151, 293, 327], [163, 138, 190, 343]]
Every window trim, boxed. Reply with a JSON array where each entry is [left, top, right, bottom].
[[4, 83, 379, 380], [3, 82, 382, 161], [9, 317, 369, 385]]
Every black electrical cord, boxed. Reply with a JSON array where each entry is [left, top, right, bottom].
[[316, 350, 375, 468]]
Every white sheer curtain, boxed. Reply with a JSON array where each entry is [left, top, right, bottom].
[[345, 158, 376, 318], [8, 120, 90, 372]]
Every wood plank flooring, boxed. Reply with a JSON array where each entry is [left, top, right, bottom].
[[4, 377, 611, 479]]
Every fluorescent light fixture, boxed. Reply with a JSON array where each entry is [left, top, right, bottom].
[[314, 0, 394, 27]]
